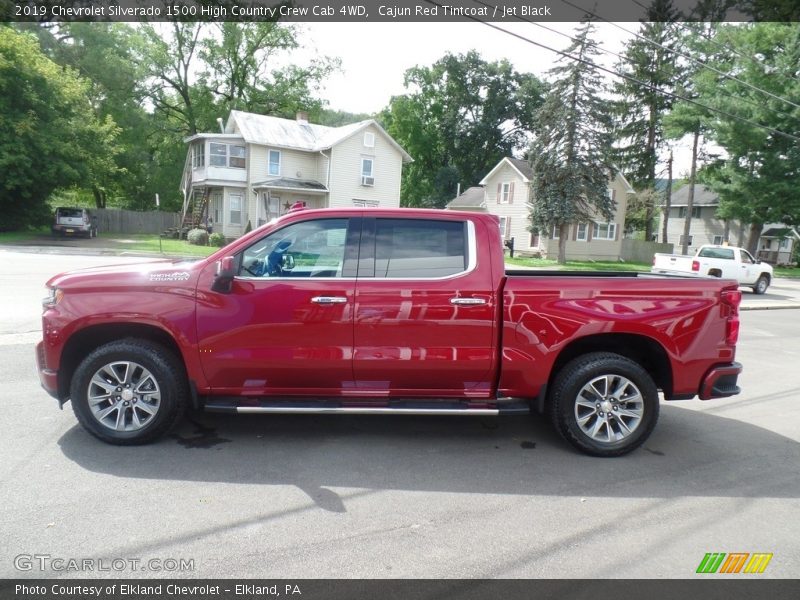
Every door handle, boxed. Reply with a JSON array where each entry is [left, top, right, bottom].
[[311, 296, 348, 304], [450, 297, 487, 306]]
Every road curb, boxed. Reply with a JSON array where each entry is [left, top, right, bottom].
[[740, 304, 800, 311]]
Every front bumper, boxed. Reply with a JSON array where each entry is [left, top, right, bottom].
[[35, 340, 60, 400], [699, 362, 743, 400]]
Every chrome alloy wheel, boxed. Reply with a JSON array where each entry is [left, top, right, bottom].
[[574, 374, 644, 444], [87, 361, 161, 432]]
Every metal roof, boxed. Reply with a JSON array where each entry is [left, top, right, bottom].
[[252, 177, 329, 194], [446, 186, 486, 209], [224, 111, 412, 162]]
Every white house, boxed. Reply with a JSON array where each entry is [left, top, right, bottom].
[[658, 184, 798, 264], [448, 157, 633, 261], [180, 110, 412, 238]]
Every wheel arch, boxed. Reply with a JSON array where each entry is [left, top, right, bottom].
[[548, 333, 673, 401], [57, 323, 186, 401]]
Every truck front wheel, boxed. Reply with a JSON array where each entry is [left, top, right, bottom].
[[753, 275, 769, 295], [70, 339, 187, 445], [549, 352, 659, 457]]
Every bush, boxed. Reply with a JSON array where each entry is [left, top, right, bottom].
[[209, 232, 226, 247], [187, 228, 209, 246]]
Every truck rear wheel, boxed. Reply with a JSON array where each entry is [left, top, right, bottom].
[[70, 339, 187, 445], [549, 352, 659, 457]]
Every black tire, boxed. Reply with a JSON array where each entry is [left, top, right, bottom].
[[549, 352, 659, 457], [70, 339, 187, 445], [753, 275, 769, 295]]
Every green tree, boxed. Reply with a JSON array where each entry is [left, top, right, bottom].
[[381, 51, 546, 206], [528, 22, 615, 264], [691, 23, 800, 254], [612, 0, 681, 240], [0, 28, 119, 230]]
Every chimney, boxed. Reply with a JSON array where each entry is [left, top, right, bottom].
[[296, 111, 309, 125]]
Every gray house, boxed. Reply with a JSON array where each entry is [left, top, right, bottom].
[[658, 184, 797, 263]]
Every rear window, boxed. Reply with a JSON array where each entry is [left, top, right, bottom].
[[374, 219, 467, 278], [56, 208, 84, 218], [698, 247, 735, 260]]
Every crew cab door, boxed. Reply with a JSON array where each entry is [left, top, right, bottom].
[[352, 217, 497, 398], [196, 217, 359, 395]]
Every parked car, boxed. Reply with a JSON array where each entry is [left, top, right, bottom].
[[52, 207, 97, 238], [37, 208, 743, 456], [651, 244, 773, 294]]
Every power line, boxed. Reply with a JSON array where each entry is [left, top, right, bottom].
[[628, 0, 800, 88], [559, 0, 800, 112], [525, 18, 800, 125], [421, 0, 800, 143]]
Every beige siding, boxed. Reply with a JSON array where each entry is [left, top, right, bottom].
[[328, 125, 402, 208], [482, 164, 533, 250], [483, 165, 630, 260]]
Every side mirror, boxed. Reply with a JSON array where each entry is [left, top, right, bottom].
[[281, 254, 295, 271], [212, 256, 236, 293]]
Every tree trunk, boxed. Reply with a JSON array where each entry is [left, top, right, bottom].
[[681, 130, 699, 255], [557, 222, 569, 264], [92, 187, 106, 209], [746, 222, 763, 257], [661, 151, 672, 244]]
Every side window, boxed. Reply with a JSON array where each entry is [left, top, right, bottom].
[[740, 250, 755, 264], [374, 219, 467, 278], [240, 219, 350, 278]]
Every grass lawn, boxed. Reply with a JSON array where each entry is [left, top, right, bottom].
[[0, 228, 48, 242], [97, 234, 219, 257], [506, 255, 800, 279], [505, 256, 651, 272]]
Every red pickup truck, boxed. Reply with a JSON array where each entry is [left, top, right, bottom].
[[36, 208, 742, 456]]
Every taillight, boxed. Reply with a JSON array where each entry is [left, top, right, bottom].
[[721, 287, 742, 345], [692, 260, 700, 272]]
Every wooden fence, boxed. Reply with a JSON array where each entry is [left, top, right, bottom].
[[620, 239, 674, 264], [93, 209, 181, 235]]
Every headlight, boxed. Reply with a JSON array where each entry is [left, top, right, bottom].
[[42, 287, 63, 308]]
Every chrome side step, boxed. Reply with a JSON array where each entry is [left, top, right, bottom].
[[204, 398, 531, 416], [237, 406, 500, 416]]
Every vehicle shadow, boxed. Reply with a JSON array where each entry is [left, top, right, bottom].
[[57, 403, 800, 503]]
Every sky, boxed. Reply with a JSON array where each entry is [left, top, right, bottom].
[[293, 21, 698, 175]]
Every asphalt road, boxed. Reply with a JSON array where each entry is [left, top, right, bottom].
[[0, 250, 798, 579]]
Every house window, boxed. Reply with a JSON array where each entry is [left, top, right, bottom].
[[780, 238, 791, 250], [712, 235, 723, 245], [269, 150, 281, 176], [210, 143, 227, 167], [593, 222, 617, 241], [552, 225, 560, 240], [363, 132, 375, 148], [530, 229, 540, 248], [499, 183, 512, 204], [678, 206, 702, 218], [209, 143, 246, 168], [361, 158, 374, 186], [229, 145, 245, 169], [353, 199, 380, 207], [498, 216, 509, 239], [229, 194, 242, 225], [679, 234, 693, 246], [576, 223, 588, 241], [193, 144, 205, 168]]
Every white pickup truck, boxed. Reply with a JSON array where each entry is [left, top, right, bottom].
[[652, 245, 773, 294]]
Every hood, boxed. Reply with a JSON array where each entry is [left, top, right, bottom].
[[46, 258, 206, 290]]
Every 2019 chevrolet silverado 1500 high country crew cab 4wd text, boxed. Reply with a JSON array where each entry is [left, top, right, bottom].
[[36, 208, 743, 456]]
